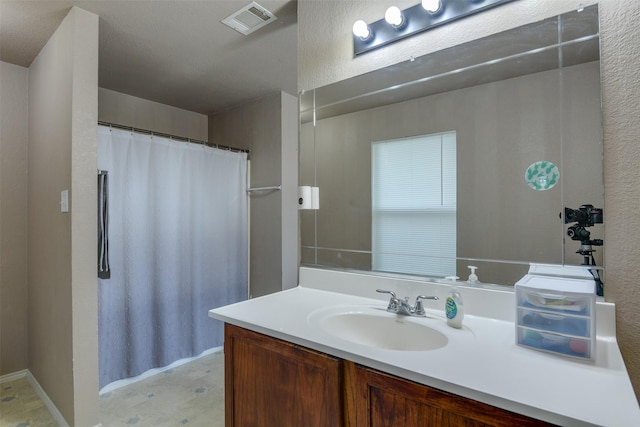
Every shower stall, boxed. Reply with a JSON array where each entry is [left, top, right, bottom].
[[97, 124, 249, 389]]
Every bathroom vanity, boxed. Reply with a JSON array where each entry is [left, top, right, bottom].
[[209, 267, 640, 426], [224, 324, 548, 426]]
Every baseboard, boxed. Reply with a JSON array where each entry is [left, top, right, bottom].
[[26, 371, 71, 427], [0, 369, 28, 383], [1, 369, 70, 427]]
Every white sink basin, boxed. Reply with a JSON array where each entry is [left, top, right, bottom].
[[308, 306, 448, 351]]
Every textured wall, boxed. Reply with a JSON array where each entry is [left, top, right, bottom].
[[0, 61, 29, 376], [28, 7, 99, 426], [98, 87, 208, 140], [280, 92, 299, 291], [69, 7, 100, 426], [209, 92, 299, 298], [299, 0, 601, 91], [299, 0, 640, 400], [599, 0, 640, 401]]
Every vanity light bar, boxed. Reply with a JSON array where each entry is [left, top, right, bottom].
[[353, 0, 516, 56]]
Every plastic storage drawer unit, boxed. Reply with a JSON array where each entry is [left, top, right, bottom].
[[515, 274, 596, 360]]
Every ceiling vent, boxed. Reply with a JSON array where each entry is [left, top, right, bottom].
[[221, 2, 277, 35]]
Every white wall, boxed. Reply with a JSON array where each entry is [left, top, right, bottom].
[[28, 7, 99, 426], [298, 0, 640, 400], [0, 61, 29, 376]]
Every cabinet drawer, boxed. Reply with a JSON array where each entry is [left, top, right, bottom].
[[517, 307, 590, 337], [516, 289, 591, 315], [517, 327, 592, 360]]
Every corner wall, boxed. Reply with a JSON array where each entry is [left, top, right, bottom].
[[209, 92, 298, 298], [0, 61, 29, 376], [28, 7, 99, 426]]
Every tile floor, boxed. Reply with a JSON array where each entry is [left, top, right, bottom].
[[0, 351, 225, 427], [100, 350, 225, 426], [0, 378, 57, 427]]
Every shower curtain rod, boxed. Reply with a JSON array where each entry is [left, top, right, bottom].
[[98, 121, 250, 156]]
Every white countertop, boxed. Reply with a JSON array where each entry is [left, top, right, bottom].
[[209, 267, 640, 426]]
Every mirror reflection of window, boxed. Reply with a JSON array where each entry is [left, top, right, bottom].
[[372, 131, 456, 277]]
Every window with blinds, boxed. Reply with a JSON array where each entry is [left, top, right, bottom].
[[372, 131, 456, 277]]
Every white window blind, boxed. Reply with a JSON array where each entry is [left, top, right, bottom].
[[372, 132, 456, 277]]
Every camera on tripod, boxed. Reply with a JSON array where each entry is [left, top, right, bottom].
[[564, 204, 603, 228], [564, 204, 603, 253], [563, 204, 604, 296]]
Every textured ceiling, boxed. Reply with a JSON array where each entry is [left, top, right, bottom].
[[0, 0, 298, 115]]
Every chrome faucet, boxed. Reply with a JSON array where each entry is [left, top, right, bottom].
[[376, 289, 438, 317]]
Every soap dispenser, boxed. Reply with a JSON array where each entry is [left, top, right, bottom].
[[467, 265, 479, 284], [445, 285, 464, 329]]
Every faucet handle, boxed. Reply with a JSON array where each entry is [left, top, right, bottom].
[[414, 295, 439, 316], [376, 289, 399, 311], [376, 289, 396, 298]]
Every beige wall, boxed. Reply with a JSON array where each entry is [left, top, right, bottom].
[[209, 92, 299, 298], [281, 92, 299, 291], [301, 62, 602, 285], [0, 61, 29, 376], [1, 15, 207, 427], [600, 0, 640, 403], [28, 7, 99, 426], [299, 0, 599, 91], [299, 0, 640, 401], [98, 87, 208, 140]]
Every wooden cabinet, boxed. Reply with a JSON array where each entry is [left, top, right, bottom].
[[224, 324, 344, 427], [344, 362, 553, 427], [224, 324, 553, 427]]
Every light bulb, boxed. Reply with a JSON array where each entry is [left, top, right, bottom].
[[352, 20, 371, 40], [422, 0, 442, 14], [384, 6, 404, 28]]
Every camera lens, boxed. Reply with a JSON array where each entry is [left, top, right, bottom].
[[564, 207, 586, 224]]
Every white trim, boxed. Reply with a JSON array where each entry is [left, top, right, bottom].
[[0, 369, 28, 383], [0, 369, 70, 427], [26, 371, 70, 427]]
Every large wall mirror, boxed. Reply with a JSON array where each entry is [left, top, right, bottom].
[[299, 5, 604, 287]]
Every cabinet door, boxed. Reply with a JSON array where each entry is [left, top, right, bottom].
[[346, 362, 554, 427], [224, 324, 344, 427]]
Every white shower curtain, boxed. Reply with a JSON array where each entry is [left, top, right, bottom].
[[97, 125, 248, 388]]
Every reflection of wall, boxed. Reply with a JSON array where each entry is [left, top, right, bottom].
[[0, 61, 29, 376], [210, 92, 299, 298], [302, 62, 602, 285], [27, 7, 99, 426], [299, 0, 640, 402]]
